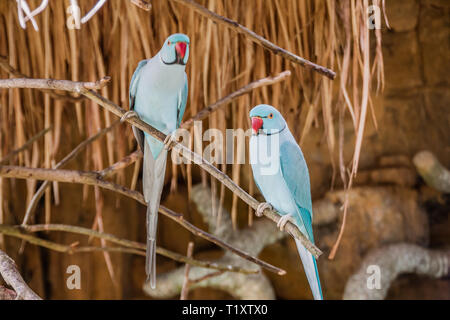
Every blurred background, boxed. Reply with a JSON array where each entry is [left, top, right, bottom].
[[0, 0, 449, 299]]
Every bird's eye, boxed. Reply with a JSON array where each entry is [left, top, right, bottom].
[[268, 113, 274, 119], [168, 41, 171, 45]]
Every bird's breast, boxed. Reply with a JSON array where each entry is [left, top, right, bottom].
[[250, 135, 297, 216], [134, 66, 185, 134]]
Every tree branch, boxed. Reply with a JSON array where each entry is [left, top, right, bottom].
[[0, 250, 42, 300], [0, 165, 283, 275], [130, 0, 152, 11], [145, 184, 286, 299], [0, 77, 322, 259], [0, 55, 83, 102], [180, 241, 194, 300], [0, 224, 256, 274], [180, 70, 291, 129], [169, 0, 336, 79], [0, 127, 52, 165], [99, 149, 142, 179], [22, 120, 120, 225]]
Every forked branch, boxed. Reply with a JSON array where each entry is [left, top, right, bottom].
[[0, 77, 322, 259]]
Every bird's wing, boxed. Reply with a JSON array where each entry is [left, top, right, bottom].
[[279, 140, 314, 241], [129, 59, 148, 152], [176, 73, 188, 128]]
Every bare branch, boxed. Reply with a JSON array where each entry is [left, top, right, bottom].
[[100, 71, 292, 176], [0, 165, 281, 274], [0, 250, 41, 300], [159, 206, 285, 275], [189, 270, 224, 285], [180, 241, 194, 300], [0, 77, 322, 258], [145, 184, 285, 299], [0, 224, 256, 274], [169, 0, 336, 79], [180, 71, 291, 129], [22, 121, 120, 225], [0, 76, 110, 92], [0, 127, 52, 165], [100, 149, 142, 179]]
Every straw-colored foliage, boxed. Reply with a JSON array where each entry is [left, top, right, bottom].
[[0, 1, 384, 231]]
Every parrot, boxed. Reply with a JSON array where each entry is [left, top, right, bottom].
[[249, 104, 323, 300], [121, 33, 190, 289]]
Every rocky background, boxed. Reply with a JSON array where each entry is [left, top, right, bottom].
[[1, 0, 449, 299]]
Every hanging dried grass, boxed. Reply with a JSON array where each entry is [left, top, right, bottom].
[[0, 0, 384, 256]]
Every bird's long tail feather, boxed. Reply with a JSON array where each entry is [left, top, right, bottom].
[[143, 140, 167, 289], [295, 239, 323, 300]]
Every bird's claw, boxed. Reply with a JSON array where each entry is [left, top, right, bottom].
[[121, 110, 138, 123], [256, 202, 272, 217], [163, 132, 177, 150], [277, 213, 294, 231]]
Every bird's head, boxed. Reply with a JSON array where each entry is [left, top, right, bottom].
[[160, 33, 190, 66], [249, 104, 286, 135]]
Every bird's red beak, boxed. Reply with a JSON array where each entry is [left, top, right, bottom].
[[175, 42, 187, 59], [252, 117, 263, 135]]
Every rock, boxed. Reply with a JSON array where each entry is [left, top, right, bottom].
[[261, 186, 429, 299]]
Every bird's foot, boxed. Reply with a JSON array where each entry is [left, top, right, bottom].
[[277, 213, 294, 231], [256, 202, 272, 217], [120, 110, 138, 123], [163, 131, 177, 150]]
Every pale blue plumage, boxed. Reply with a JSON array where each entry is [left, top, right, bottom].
[[249, 104, 323, 300], [129, 33, 189, 289]]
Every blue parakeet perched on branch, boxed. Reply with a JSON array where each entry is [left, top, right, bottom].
[[123, 33, 190, 288], [249, 104, 323, 300]]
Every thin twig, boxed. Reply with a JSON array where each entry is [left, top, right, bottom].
[[100, 149, 142, 179], [0, 76, 110, 92], [180, 241, 194, 300], [188, 270, 224, 285], [0, 166, 279, 274], [180, 71, 291, 129], [169, 0, 336, 79], [0, 127, 52, 164], [0, 77, 322, 258], [159, 206, 285, 275], [94, 71, 291, 175], [22, 120, 120, 225], [0, 224, 256, 274], [0, 250, 42, 300], [0, 55, 83, 102]]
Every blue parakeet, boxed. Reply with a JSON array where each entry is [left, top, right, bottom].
[[125, 33, 189, 288], [249, 104, 323, 300]]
